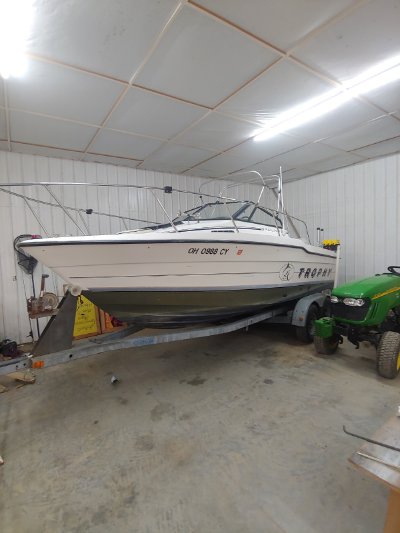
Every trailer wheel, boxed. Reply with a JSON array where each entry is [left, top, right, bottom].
[[314, 335, 340, 355], [376, 331, 400, 379], [295, 304, 319, 343]]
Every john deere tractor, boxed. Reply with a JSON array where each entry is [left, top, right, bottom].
[[314, 266, 400, 379]]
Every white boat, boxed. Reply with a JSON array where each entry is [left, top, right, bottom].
[[19, 173, 337, 327]]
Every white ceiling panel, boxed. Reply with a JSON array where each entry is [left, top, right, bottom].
[[293, 0, 400, 82], [219, 59, 333, 120], [324, 116, 400, 151], [353, 136, 400, 158], [10, 111, 98, 150], [247, 142, 346, 175], [183, 168, 217, 178], [307, 153, 366, 173], [141, 144, 214, 173], [192, 152, 248, 177], [135, 6, 279, 107], [192, 0, 357, 51], [89, 129, 163, 160], [265, 142, 346, 168], [1, 1, 399, 180], [84, 153, 141, 168], [0, 108, 7, 140], [10, 143, 83, 160], [288, 99, 382, 141], [175, 112, 258, 151], [243, 158, 293, 177], [28, 0, 179, 81], [107, 87, 206, 139], [275, 143, 343, 168], [7, 59, 124, 124], [282, 168, 315, 182], [226, 134, 307, 167], [364, 79, 400, 114]]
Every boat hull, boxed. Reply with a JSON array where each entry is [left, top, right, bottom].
[[21, 234, 337, 327], [21, 238, 336, 289], [83, 283, 332, 327]]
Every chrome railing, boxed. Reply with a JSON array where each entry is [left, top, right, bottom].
[[0, 180, 311, 244]]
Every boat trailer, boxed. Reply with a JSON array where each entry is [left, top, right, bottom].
[[0, 291, 328, 377]]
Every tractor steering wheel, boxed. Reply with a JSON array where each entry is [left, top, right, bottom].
[[387, 266, 400, 276]]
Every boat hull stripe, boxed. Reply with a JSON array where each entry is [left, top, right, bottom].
[[21, 239, 336, 259]]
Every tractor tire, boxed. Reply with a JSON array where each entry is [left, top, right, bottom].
[[376, 331, 400, 379], [313, 335, 340, 355], [295, 304, 319, 343]]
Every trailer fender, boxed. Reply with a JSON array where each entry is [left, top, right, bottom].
[[291, 293, 328, 327]]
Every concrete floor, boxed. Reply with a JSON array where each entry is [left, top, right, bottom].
[[1, 324, 399, 533]]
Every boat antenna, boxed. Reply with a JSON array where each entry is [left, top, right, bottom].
[[278, 166, 285, 232]]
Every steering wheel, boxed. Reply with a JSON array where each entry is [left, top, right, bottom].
[[387, 266, 400, 276]]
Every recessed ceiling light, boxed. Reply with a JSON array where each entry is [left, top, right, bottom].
[[0, 0, 34, 79], [254, 55, 400, 142]]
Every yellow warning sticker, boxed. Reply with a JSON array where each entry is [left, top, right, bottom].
[[73, 295, 100, 339]]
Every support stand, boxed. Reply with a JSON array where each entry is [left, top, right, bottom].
[[32, 292, 77, 356]]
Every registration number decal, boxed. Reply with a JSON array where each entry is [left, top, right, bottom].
[[188, 247, 229, 255]]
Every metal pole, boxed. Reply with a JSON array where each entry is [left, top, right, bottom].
[[222, 196, 239, 233], [334, 245, 341, 288], [256, 185, 265, 205], [0, 187, 159, 225], [1, 181, 238, 203], [23, 198, 50, 237], [77, 210, 90, 235], [272, 210, 280, 237], [271, 188, 301, 239], [44, 185, 87, 235], [278, 167, 285, 231], [150, 189, 179, 232]]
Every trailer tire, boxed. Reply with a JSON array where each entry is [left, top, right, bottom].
[[313, 335, 339, 355], [295, 304, 319, 343], [376, 331, 400, 379]]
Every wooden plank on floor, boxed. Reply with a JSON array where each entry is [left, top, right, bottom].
[[349, 416, 400, 492]]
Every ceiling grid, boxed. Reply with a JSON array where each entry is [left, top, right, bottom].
[[0, 0, 399, 180]]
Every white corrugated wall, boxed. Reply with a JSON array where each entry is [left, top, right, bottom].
[[4, 150, 397, 343], [0, 152, 258, 343], [284, 152, 400, 284]]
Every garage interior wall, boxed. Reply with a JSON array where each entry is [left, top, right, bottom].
[[284, 152, 400, 285], [0, 151, 258, 343], [2, 150, 399, 343]]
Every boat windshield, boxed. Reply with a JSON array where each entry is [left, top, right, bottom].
[[173, 201, 283, 229]]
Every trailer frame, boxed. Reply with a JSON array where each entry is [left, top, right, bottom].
[[0, 291, 330, 377]]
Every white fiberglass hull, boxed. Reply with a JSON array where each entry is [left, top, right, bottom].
[[21, 230, 336, 326]]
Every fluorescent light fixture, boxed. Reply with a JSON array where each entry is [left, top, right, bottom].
[[254, 55, 400, 142], [0, 0, 34, 79], [255, 90, 352, 142], [347, 64, 400, 96], [343, 54, 400, 90]]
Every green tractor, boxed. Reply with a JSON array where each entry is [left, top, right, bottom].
[[313, 266, 400, 379]]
